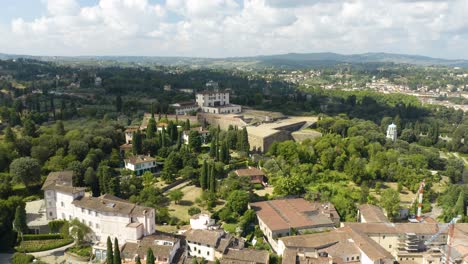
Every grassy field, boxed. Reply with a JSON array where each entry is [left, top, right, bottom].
[[167, 184, 225, 223]]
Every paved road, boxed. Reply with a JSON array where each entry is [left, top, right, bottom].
[[0, 253, 13, 264]]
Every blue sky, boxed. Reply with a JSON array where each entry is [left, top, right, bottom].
[[0, 0, 467, 59]]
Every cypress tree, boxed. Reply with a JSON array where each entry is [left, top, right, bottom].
[[200, 160, 208, 190], [146, 248, 155, 264], [209, 137, 217, 158], [146, 118, 156, 139], [106, 236, 113, 264], [209, 164, 216, 193], [113, 238, 121, 264], [135, 256, 142, 264], [4, 126, 16, 143], [13, 205, 28, 235], [184, 119, 190, 131], [132, 131, 142, 154]]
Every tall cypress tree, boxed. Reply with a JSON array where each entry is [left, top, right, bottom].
[[113, 238, 121, 264], [132, 131, 143, 154], [200, 160, 208, 190], [13, 205, 28, 235], [146, 118, 156, 139], [106, 236, 113, 264], [209, 164, 216, 193], [184, 119, 190, 131], [146, 248, 155, 264], [209, 137, 217, 158]]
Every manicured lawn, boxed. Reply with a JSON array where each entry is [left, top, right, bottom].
[[167, 184, 225, 222]]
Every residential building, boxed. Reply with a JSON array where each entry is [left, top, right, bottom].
[[196, 90, 242, 114], [386, 123, 397, 141], [190, 213, 216, 230], [249, 198, 340, 252], [121, 233, 181, 264], [182, 127, 210, 145], [95, 76, 102, 87], [124, 155, 157, 176], [278, 226, 395, 264], [185, 229, 225, 261], [343, 222, 453, 264], [164, 84, 172, 91], [25, 199, 49, 234], [357, 204, 389, 223], [234, 167, 267, 186], [179, 88, 194, 94], [41, 171, 156, 260], [124, 126, 140, 144], [184, 229, 268, 263], [171, 101, 199, 115]]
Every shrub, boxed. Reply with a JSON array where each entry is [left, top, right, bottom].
[[15, 238, 74, 252], [49, 219, 67, 233], [11, 253, 34, 264], [188, 207, 201, 216], [67, 245, 92, 258], [23, 234, 63, 241]]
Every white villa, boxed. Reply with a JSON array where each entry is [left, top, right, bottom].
[[196, 89, 241, 114], [170, 101, 199, 115], [386, 123, 397, 141], [41, 171, 156, 261], [124, 126, 140, 144], [190, 213, 217, 230], [124, 155, 157, 176]]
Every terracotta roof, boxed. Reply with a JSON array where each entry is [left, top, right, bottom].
[[72, 194, 153, 217], [41, 171, 86, 193], [358, 204, 389, 223], [124, 155, 157, 165], [235, 167, 266, 177], [250, 198, 338, 232], [343, 222, 445, 234], [121, 233, 180, 260], [185, 229, 224, 247], [279, 226, 394, 262], [222, 248, 270, 264], [125, 126, 140, 133]]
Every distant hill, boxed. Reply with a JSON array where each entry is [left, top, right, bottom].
[[1, 52, 468, 69]]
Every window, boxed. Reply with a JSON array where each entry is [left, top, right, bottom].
[[61, 202, 64, 207], [382, 235, 386, 239], [95, 223, 100, 229], [49, 212, 52, 217], [351, 257, 354, 260], [207, 251, 210, 256], [389, 245, 392, 248], [81, 208, 84, 213]]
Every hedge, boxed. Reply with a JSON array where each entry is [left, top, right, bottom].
[[23, 234, 63, 241], [15, 238, 74, 252], [11, 253, 34, 264]]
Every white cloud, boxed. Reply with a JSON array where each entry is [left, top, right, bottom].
[[2, 0, 468, 59]]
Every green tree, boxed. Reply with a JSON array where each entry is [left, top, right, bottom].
[[146, 118, 157, 139], [188, 207, 201, 216], [454, 190, 465, 216], [113, 237, 121, 264], [69, 218, 92, 245], [227, 190, 250, 216], [274, 174, 305, 196], [146, 248, 155, 264], [380, 188, 401, 221], [69, 140, 89, 161], [188, 131, 202, 152], [184, 119, 190, 131], [116, 95, 122, 112], [168, 189, 184, 204], [13, 205, 28, 236], [84, 167, 100, 197], [132, 131, 143, 155], [10, 157, 41, 187], [4, 126, 16, 143], [22, 118, 37, 137], [55, 121, 65, 135], [200, 160, 208, 190], [107, 236, 113, 264]]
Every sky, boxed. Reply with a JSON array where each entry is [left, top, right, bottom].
[[0, 0, 468, 59]]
